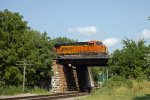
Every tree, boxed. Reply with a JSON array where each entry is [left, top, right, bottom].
[[90, 67, 102, 82], [144, 46, 150, 77], [51, 37, 77, 45], [0, 9, 28, 85], [0, 10, 54, 87], [0, 9, 77, 87], [4, 67, 22, 86], [19, 30, 54, 87], [109, 39, 149, 79]]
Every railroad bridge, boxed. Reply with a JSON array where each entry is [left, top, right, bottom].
[[51, 58, 108, 93], [51, 40, 109, 93]]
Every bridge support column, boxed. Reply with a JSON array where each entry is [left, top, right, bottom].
[[51, 60, 66, 93], [76, 66, 93, 92], [63, 65, 78, 91], [51, 61, 78, 93]]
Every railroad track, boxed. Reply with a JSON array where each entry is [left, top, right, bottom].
[[0, 92, 89, 100]]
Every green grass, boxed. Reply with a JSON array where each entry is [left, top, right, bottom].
[[30, 87, 49, 94], [0, 86, 49, 95], [80, 77, 150, 100], [0, 86, 24, 95]]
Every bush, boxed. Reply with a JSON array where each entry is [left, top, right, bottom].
[[109, 39, 149, 79], [4, 67, 22, 86], [81, 78, 150, 100], [103, 76, 133, 89]]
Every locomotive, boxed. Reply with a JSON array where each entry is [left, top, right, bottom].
[[54, 40, 108, 59]]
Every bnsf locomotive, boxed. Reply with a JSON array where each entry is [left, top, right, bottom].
[[54, 40, 108, 59]]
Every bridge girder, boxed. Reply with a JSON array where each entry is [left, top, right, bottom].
[[56, 58, 109, 66]]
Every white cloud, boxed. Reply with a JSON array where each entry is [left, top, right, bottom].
[[140, 29, 150, 39], [68, 26, 97, 35], [103, 37, 119, 47]]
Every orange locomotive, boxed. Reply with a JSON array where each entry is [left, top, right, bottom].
[[54, 40, 108, 59]]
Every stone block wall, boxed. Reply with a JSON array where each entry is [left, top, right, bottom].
[[51, 60, 78, 93]]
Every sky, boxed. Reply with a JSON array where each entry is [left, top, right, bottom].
[[0, 0, 150, 52]]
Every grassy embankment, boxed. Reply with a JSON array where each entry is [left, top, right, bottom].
[[80, 76, 150, 100], [0, 86, 49, 95]]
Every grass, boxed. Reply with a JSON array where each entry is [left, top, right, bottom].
[[30, 87, 49, 94], [0, 86, 49, 95], [0, 86, 23, 95], [80, 77, 150, 100]]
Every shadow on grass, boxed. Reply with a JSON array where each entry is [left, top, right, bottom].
[[133, 94, 150, 100]]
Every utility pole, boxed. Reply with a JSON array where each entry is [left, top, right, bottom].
[[106, 68, 108, 80], [103, 67, 105, 82], [16, 59, 34, 92]]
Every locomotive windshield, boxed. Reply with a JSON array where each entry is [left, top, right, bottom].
[[96, 41, 103, 46]]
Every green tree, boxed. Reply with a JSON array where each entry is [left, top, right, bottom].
[[4, 67, 22, 86], [109, 39, 149, 79], [51, 37, 77, 45], [144, 46, 150, 77], [0, 9, 54, 87], [18, 30, 54, 87], [0, 9, 77, 87], [0, 9, 28, 85], [90, 67, 102, 82]]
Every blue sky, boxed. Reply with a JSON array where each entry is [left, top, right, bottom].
[[0, 0, 150, 52]]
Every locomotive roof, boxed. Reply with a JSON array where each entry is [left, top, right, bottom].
[[54, 41, 103, 47], [54, 42, 89, 47]]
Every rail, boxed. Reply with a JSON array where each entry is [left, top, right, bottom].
[[0, 92, 89, 100]]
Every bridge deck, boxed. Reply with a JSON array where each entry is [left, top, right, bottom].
[[56, 58, 109, 66]]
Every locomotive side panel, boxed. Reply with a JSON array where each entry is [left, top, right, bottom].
[[55, 41, 108, 59], [56, 45, 107, 54]]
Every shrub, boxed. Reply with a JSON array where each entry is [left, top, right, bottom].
[[103, 76, 133, 89]]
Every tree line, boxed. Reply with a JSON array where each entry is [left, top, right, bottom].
[[109, 39, 150, 80], [0, 9, 75, 88], [0, 9, 150, 88]]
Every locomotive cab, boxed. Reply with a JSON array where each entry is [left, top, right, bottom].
[[88, 41, 94, 46], [96, 41, 103, 46], [88, 41, 103, 46]]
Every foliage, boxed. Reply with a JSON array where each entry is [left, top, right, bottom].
[[109, 39, 149, 79], [20, 30, 54, 87], [90, 67, 102, 82], [0, 9, 76, 87], [144, 48, 150, 77], [4, 67, 22, 86], [51, 37, 77, 44], [0, 86, 49, 95], [0, 9, 28, 86], [103, 75, 133, 89], [0, 9, 54, 87], [81, 77, 150, 100], [30, 86, 49, 94], [0, 86, 23, 95], [145, 50, 150, 67]]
